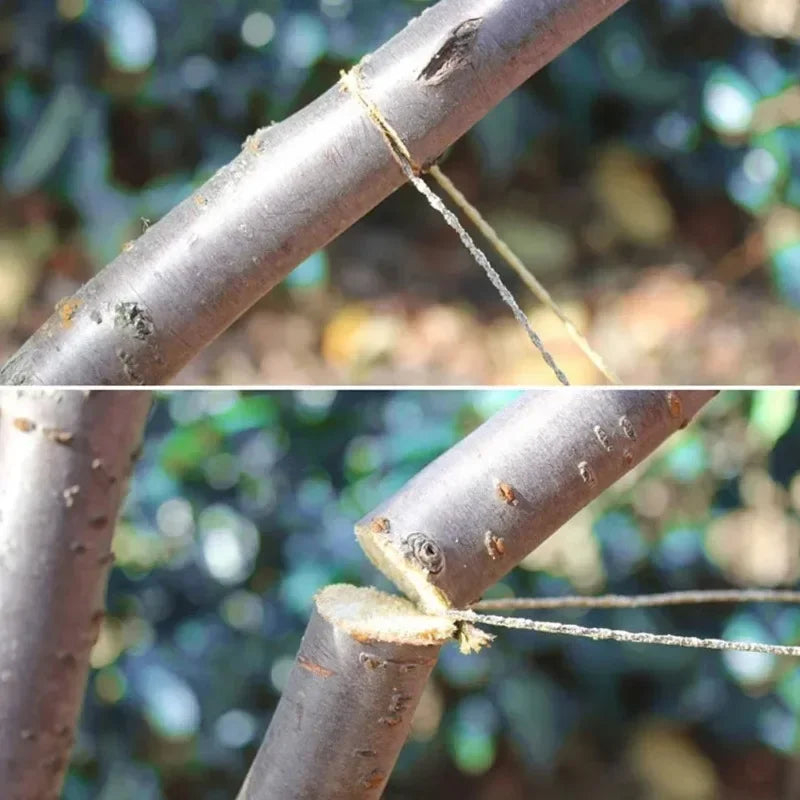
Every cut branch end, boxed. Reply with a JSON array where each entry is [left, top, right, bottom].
[[355, 522, 451, 614], [316, 584, 454, 646]]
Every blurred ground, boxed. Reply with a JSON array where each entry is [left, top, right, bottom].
[[1, 0, 800, 384]]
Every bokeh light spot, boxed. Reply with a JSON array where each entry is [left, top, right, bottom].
[[203, 529, 247, 583], [156, 497, 194, 539], [270, 656, 295, 693], [654, 526, 703, 571], [221, 590, 264, 632], [758, 706, 797, 753], [215, 709, 257, 748], [241, 12, 276, 48], [58, 0, 88, 20], [181, 55, 218, 90], [294, 389, 336, 422], [655, 110, 698, 152], [663, 433, 708, 482], [607, 33, 645, 78], [90, 617, 124, 669], [175, 619, 212, 657], [205, 452, 240, 491], [95, 666, 128, 704], [104, 0, 157, 73], [281, 13, 328, 68], [749, 390, 797, 445], [199, 505, 259, 584], [284, 250, 329, 291], [771, 242, 800, 309], [703, 68, 758, 135], [743, 148, 779, 184], [722, 614, 775, 685], [140, 665, 201, 740], [320, 0, 352, 19]]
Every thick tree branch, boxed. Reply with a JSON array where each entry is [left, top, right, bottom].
[[237, 585, 453, 800], [0, 389, 151, 800], [356, 389, 717, 612], [241, 389, 717, 798], [0, 0, 629, 385]]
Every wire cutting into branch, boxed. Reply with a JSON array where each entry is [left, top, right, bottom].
[[341, 67, 571, 386]]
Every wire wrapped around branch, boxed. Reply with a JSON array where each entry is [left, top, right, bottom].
[[0, 0, 630, 385]]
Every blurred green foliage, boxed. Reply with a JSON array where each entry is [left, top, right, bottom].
[[64, 389, 800, 799]]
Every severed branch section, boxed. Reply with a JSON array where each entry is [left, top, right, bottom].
[[240, 390, 719, 798], [356, 389, 717, 613], [0, 390, 151, 800], [237, 585, 454, 800]]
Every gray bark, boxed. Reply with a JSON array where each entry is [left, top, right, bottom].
[[356, 389, 717, 611], [241, 390, 716, 798], [0, 0, 629, 385], [0, 389, 151, 800], [238, 585, 452, 800]]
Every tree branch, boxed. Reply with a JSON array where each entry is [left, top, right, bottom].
[[356, 390, 717, 612], [0, 389, 151, 800], [241, 389, 717, 797], [0, 0, 629, 385], [237, 585, 453, 800]]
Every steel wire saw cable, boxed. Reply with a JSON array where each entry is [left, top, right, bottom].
[[446, 588, 800, 657], [340, 65, 623, 386]]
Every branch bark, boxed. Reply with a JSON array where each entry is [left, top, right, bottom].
[[237, 585, 453, 800], [0, 0, 629, 385], [356, 389, 717, 612], [240, 389, 717, 799], [0, 389, 151, 800]]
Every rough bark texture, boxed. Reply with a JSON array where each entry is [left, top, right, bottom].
[[357, 389, 717, 611], [238, 586, 451, 800], [0, 0, 629, 385], [0, 389, 151, 800]]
